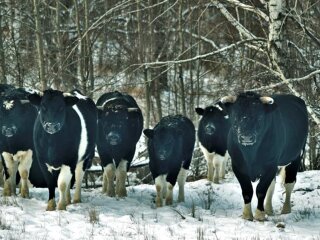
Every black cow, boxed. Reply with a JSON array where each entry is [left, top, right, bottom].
[[196, 105, 230, 183], [96, 91, 143, 197], [143, 115, 195, 207], [220, 92, 308, 221], [28, 89, 97, 210], [0, 86, 46, 197]]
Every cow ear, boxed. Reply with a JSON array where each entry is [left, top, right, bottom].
[[143, 129, 154, 139], [64, 96, 79, 106], [195, 108, 204, 115], [28, 93, 42, 106]]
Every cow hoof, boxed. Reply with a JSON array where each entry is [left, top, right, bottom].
[[20, 190, 29, 198], [73, 198, 81, 204], [107, 191, 115, 197], [156, 197, 163, 207], [117, 189, 127, 198], [165, 198, 173, 206], [281, 205, 291, 214], [242, 213, 253, 221], [178, 196, 185, 203], [46, 199, 56, 211], [57, 202, 67, 210], [254, 209, 266, 221], [265, 207, 274, 216], [213, 178, 219, 184]]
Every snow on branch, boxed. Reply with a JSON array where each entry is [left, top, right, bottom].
[[251, 69, 320, 92], [221, 0, 269, 22], [142, 38, 266, 66]]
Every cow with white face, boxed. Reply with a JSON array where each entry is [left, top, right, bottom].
[[96, 91, 143, 198], [220, 92, 308, 221], [195, 105, 230, 183], [28, 89, 97, 211]]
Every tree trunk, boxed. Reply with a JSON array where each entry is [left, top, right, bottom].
[[0, 13, 7, 84], [74, 0, 86, 93], [33, 0, 46, 90], [178, 0, 186, 116], [136, 0, 150, 128]]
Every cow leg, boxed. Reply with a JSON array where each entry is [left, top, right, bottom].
[[155, 174, 167, 207], [177, 167, 188, 202], [47, 182, 57, 211], [280, 159, 300, 214], [213, 154, 225, 183], [14, 150, 33, 198], [57, 165, 72, 210], [115, 160, 128, 197], [103, 163, 115, 197], [200, 145, 214, 182], [264, 178, 276, 216], [73, 161, 84, 203], [233, 165, 253, 220], [220, 153, 229, 179], [255, 168, 277, 221], [2, 152, 18, 196]]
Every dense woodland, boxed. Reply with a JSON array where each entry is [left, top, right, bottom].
[[0, 0, 319, 169]]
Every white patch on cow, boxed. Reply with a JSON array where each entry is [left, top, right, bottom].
[[73, 161, 84, 203], [243, 202, 253, 220], [57, 165, 72, 210], [115, 160, 128, 197], [72, 105, 88, 162], [46, 163, 61, 173], [2, 152, 18, 196], [265, 178, 276, 215], [103, 163, 116, 196], [155, 174, 167, 207], [177, 167, 187, 202], [214, 104, 223, 111], [200, 143, 226, 183], [102, 97, 118, 107], [279, 166, 295, 214], [14, 150, 33, 198], [72, 91, 87, 100], [3, 100, 14, 110]]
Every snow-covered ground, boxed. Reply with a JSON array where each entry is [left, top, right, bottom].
[[0, 170, 319, 240]]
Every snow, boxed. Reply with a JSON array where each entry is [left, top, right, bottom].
[[0, 170, 320, 239]]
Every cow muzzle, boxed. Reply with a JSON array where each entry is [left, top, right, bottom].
[[2, 125, 17, 137], [42, 121, 62, 134], [205, 124, 216, 135], [238, 134, 256, 146], [106, 132, 121, 146]]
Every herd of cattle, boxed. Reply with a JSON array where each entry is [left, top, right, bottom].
[[0, 84, 308, 221]]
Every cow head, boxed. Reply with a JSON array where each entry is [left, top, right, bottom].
[[144, 127, 175, 161], [195, 105, 229, 136], [0, 98, 29, 137], [220, 92, 276, 147], [98, 104, 139, 146], [28, 89, 79, 134]]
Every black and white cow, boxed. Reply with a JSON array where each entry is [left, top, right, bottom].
[[220, 92, 308, 221], [195, 105, 230, 183], [96, 91, 143, 197], [0, 86, 46, 197], [28, 89, 97, 210], [143, 115, 195, 207]]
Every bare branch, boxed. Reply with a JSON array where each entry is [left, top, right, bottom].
[[221, 0, 269, 22], [143, 38, 266, 66], [211, 0, 257, 39]]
